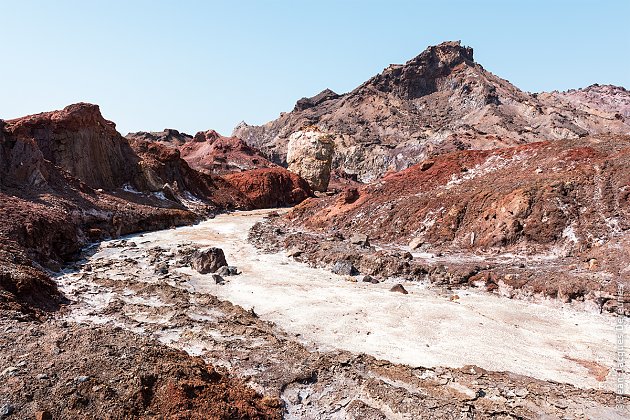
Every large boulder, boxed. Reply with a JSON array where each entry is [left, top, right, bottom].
[[286, 128, 334, 192], [190, 247, 228, 274]]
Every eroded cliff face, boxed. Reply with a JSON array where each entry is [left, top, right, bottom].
[[234, 41, 630, 181], [4, 103, 138, 190]]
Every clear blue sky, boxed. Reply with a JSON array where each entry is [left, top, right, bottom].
[[1, 0, 628, 135]]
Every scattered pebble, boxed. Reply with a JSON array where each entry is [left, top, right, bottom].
[[0, 404, 14, 417], [35, 411, 52, 420], [515, 387, 529, 398], [390, 284, 408, 294], [0, 367, 18, 377]]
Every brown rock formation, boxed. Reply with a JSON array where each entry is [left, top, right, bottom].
[[234, 41, 630, 181], [4, 103, 138, 189], [127, 136, 251, 210], [223, 168, 313, 209]]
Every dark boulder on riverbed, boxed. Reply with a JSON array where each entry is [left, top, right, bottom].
[[331, 260, 358, 276], [190, 247, 228, 274]]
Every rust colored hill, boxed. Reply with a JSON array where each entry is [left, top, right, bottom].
[[223, 168, 313, 208], [288, 134, 630, 258]]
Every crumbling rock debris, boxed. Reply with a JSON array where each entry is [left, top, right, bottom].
[[350, 233, 370, 248], [217, 265, 240, 276]]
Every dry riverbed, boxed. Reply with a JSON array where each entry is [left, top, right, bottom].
[[48, 209, 630, 418]]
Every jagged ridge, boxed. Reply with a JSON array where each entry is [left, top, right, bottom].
[[234, 41, 630, 182]]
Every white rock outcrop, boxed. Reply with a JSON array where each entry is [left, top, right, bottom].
[[286, 128, 334, 192]]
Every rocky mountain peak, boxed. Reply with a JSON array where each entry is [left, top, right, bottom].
[[234, 41, 630, 182], [294, 89, 340, 112], [410, 40, 474, 67], [366, 40, 476, 99]]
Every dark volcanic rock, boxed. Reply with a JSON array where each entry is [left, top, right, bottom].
[[294, 88, 340, 112], [191, 247, 228, 274], [390, 284, 409, 294], [331, 260, 359, 276]]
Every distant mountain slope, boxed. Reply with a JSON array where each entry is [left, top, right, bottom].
[[234, 41, 630, 181], [545, 84, 630, 119]]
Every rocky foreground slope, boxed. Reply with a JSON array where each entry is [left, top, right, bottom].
[[16, 211, 623, 419], [234, 41, 630, 181], [0, 104, 311, 417]]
